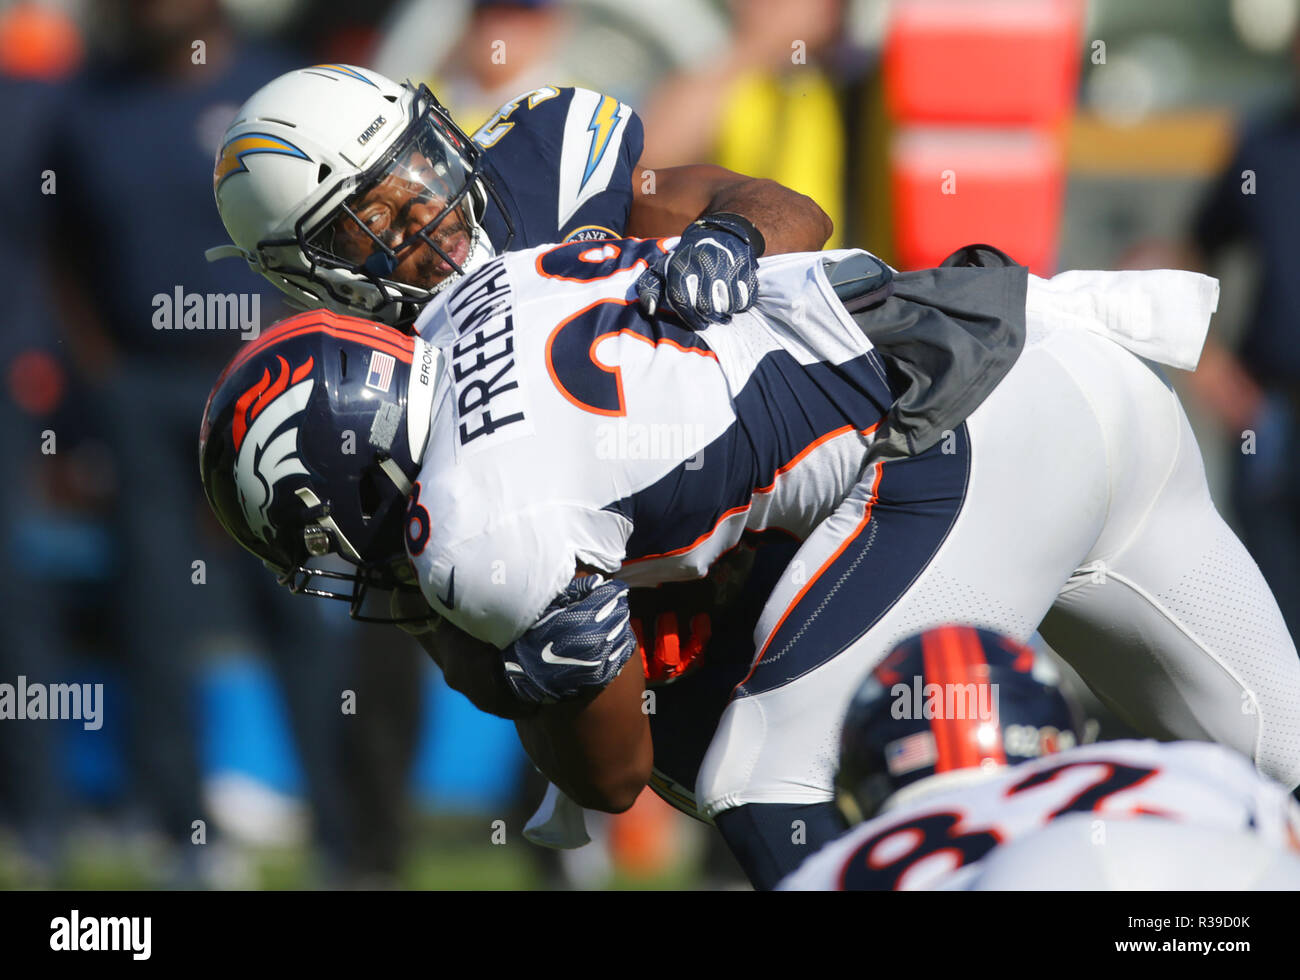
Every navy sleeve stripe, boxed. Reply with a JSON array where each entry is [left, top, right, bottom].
[[614, 351, 893, 563]]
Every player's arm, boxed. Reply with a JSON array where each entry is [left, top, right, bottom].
[[626, 162, 833, 256], [629, 164, 833, 330], [413, 626, 529, 719], [412, 534, 653, 812], [500, 570, 651, 811], [415, 625, 650, 812], [514, 657, 650, 813]]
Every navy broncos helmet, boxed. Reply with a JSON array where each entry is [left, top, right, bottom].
[[199, 309, 438, 620], [836, 625, 1085, 823]]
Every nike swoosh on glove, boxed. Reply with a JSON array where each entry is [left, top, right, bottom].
[[501, 574, 638, 704], [636, 212, 765, 331]]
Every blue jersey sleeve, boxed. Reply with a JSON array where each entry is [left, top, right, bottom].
[[474, 86, 643, 248]]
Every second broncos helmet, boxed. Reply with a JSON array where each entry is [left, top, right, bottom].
[[199, 309, 440, 621], [836, 625, 1086, 823]]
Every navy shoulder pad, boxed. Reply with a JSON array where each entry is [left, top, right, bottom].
[[474, 86, 644, 249]]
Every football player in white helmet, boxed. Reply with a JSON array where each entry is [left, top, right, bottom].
[[208, 63, 832, 330], [208, 65, 503, 326]]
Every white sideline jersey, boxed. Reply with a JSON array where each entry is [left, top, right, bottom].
[[405, 239, 894, 647], [778, 740, 1300, 891]]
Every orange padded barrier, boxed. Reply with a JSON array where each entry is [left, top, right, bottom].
[[884, 0, 1083, 273], [891, 127, 1064, 274], [884, 0, 1083, 125]]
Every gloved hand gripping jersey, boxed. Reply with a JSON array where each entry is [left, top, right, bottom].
[[502, 575, 639, 704], [636, 212, 765, 330]]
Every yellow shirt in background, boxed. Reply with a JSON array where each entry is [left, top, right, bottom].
[[714, 70, 845, 249]]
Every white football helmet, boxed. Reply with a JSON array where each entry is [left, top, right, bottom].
[[208, 64, 514, 327]]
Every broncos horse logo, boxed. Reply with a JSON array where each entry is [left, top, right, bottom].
[[232, 355, 315, 542]]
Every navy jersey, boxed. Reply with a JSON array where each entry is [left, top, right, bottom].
[[472, 86, 644, 252]]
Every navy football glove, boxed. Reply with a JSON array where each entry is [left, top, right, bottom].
[[502, 575, 638, 704], [636, 212, 765, 331]]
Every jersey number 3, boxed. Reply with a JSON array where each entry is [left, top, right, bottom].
[[538, 240, 715, 417]]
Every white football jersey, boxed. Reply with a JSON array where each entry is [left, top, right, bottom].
[[778, 740, 1300, 891], [956, 812, 1300, 890], [405, 239, 894, 647]]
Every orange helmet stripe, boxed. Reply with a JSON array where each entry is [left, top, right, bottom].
[[956, 625, 1007, 768], [217, 311, 414, 387]]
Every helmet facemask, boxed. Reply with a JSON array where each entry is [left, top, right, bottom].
[[271, 468, 429, 624], [212, 69, 516, 328], [263, 85, 509, 328], [279, 562, 429, 625]]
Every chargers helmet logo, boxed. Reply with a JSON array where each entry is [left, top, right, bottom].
[[214, 132, 311, 191], [232, 355, 315, 542]]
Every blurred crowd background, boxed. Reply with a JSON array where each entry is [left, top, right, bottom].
[[0, 0, 1297, 889]]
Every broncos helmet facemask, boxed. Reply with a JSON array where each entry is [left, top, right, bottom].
[[199, 309, 440, 622]]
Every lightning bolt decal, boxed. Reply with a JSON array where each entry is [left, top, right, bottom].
[[214, 133, 311, 191], [581, 95, 621, 191]]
